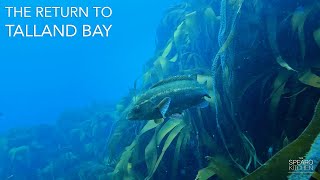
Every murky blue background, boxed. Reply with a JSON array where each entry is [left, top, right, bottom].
[[0, 0, 178, 131]]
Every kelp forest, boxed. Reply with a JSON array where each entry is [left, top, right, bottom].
[[1, 0, 320, 179]]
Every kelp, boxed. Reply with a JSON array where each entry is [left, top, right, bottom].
[[196, 156, 242, 180], [288, 133, 320, 179], [143, 119, 184, 175], [195, 162, 216, 180], [156, 118, 182, 144], [156, 3, 192, 49], [314, 27, 320, 48], [2, 0, 320, 179], [267, 70, 293, 134], [171, 127, 187, 179], [291, 2, 320, 63], [145, 120, 186, 179], [211, 0, 259, 175], [243, 98, 320, 179], [109, 118, 190, 180], [106, 104, 136, 162], [107, 5, 222, 178], [37, 1, 320, 179], [267, 10, 297, 72], [144, 126, 160, 174], [298, 69, 320, 88], [291, 6, 312, 61], [173, 11, 199, 52], [109, 121, 158, 179]]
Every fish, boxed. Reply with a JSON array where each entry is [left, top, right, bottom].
[[126, 75, 210, 123]]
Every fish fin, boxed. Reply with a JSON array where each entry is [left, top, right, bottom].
[[157, 97, 171, 117], [197, 100, 209, 108], [205, 94, 211, 98], [150, 75, 195, 89], [154, 118, 164, 124]]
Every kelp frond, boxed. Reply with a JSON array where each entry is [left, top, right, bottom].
[[243, 98, 320, 179]]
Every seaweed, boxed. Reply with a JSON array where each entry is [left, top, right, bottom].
[[1, 0, 320, 179], [196, 156, 243, 180], [107, 0, 320, 179], [243, 98, 320, 179]]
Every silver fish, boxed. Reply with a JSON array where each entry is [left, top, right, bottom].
[[126, 75, 210, 123]]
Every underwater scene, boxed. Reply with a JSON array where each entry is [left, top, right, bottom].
[[1, 0, 320, 179]]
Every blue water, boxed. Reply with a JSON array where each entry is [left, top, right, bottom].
[[0, 0, 178, 131]]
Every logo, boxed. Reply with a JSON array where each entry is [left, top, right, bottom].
[[288, 157, 314, 174]]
